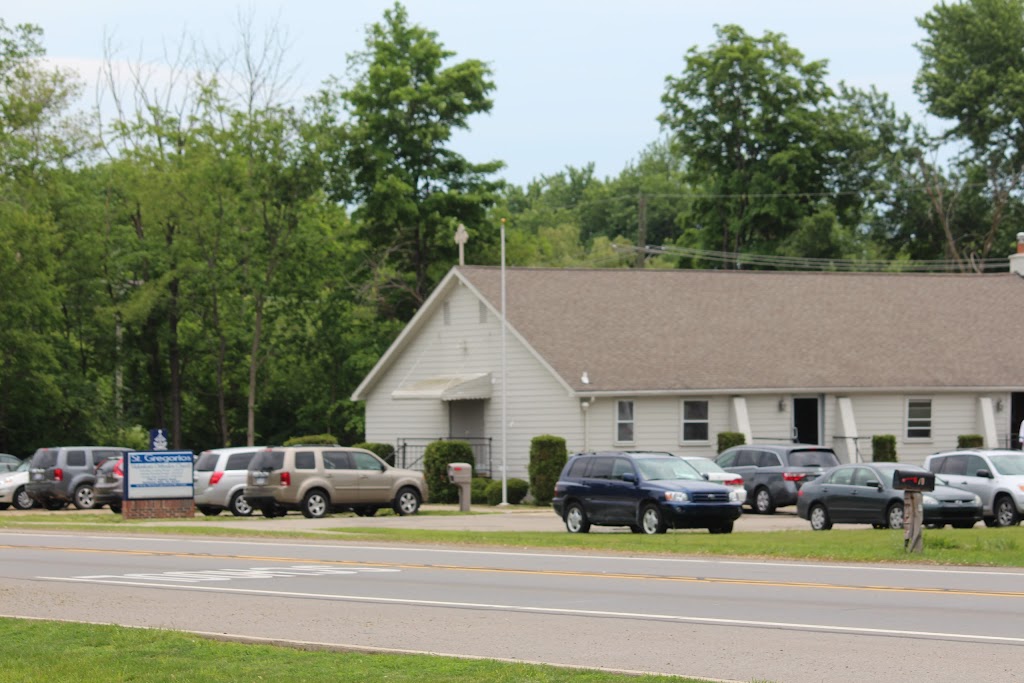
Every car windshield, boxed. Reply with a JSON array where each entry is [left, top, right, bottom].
[[634, 457, 703, 481], [989, 454, 1024, 475], [684, 458, 721, 475], [788, 450, 840, 468]]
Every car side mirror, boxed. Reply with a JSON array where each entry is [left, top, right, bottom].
[[622, 472, 637, 483], [864, 480, 881, 489], [975, 469, 993, 479]]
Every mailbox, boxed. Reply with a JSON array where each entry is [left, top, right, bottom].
[[447, 462, 473, 512], [447, 462, 473, 484], [892, 470, 935, 492]]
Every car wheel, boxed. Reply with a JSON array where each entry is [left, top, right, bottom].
[[708, 520, 734, 534], [13, 487, 35, 510], [641, 503, 667, 534], [260, 505, 281, 518], [301, 490, 329, 519], [197, 506, 221, 516], [564, 502, 590, 533], [44, 499, 66, 510], [109, 504, 122, 514], [993, 495, 1020, 527], [753, 487, 775, 515], [73, 484, 96, 510], [886, 502, 904, 530], [809, 504, 833, 531], [628, 524, 643, 533], [229, 491, 253, 517], [353, 506, 378, 517], [0, 503, 8, 510], [393, 487, 422, 516]]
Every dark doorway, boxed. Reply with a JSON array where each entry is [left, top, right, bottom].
[[1011, 393, 1024, 450], [449, 399, 485, 439], [793, 397, 820, 444]]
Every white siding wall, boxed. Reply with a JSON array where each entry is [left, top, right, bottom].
[[363, 282, 582, 479]]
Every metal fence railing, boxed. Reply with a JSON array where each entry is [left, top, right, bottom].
[[396, 437, 493, 477]]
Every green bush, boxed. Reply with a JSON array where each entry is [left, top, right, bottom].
[[527, 435, 567, 505], [423, 440, 475, 504], [471, 477, 491, 504], [871, 435, 897, 462], [485, 480, 502, 506], [717, 432, 745, 453], [283, 434, 338, 446], [352, 442, 395, 465], [507, 478, 529, 504], [958, 434, 984, 448]]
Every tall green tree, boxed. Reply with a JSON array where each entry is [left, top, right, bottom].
[[915, 0, 1024, 268], [316, 2, 502, 316]]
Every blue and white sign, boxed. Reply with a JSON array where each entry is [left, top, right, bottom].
[[125, 451, 194, 500], [149, 428, 169, 451]]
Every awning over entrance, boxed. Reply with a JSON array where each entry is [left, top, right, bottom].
[[391, 373, 493, 401]]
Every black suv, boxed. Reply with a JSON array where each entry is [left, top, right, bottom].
[[552, 451, 743, 534], [715, 444, 840, 514]]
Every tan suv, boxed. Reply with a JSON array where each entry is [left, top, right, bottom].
[[244, 446, 428, 518]]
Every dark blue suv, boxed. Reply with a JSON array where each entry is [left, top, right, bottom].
[[552, 451, 743, 534]]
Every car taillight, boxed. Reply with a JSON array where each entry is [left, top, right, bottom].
[[54, 468, 63, 482], [209, 472, 223, 485], [281, 471, 291, 486], [783, 472, 806, 482], [113, 460, 123, 478], [724, 478, 743, 487]]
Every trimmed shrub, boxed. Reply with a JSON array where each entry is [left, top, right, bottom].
[[717, 432, 745, 454], [423, 440, 475, 504], [507, 478, 529, 504], [352, 442, 395, 465], [485, 480, 502, 506], [471, 477, 491, 504], [528, 435, 567, 505], [957, 434, 984, 448], [283, 434, 338, 446], [871, 435, 897, 462]]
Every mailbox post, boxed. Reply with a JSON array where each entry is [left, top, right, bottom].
[[892, 470, 935, 553], [447, 462, 473, 512]]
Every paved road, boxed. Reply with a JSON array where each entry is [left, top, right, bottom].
[[1, 530, 1022, 683]]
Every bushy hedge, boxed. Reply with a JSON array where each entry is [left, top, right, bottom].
[[717, 432, 745, 453], [958, 434, 984, 448], [471, 477, 491, 504], [352, 442, 396, 465], [871, 435, 897, 462], [423, 440, 475, 504], [528, 435, 566, 505], [283, 434, 338, 446], [485, 478, 529, 505]]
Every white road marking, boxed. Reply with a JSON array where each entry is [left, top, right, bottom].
[[35, 576, 1024, 645], [69, 565, 400, 583]]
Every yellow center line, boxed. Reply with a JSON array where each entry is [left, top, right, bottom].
[[5, 543, 1021, 599]]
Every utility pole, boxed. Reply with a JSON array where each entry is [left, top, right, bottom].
[[635, 194, 647, 269]]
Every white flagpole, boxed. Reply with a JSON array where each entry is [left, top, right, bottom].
[[500, 218, 508, 506]]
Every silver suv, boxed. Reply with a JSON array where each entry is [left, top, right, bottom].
[[923, 449, 1024, 527], [245, 446, 428, 519], [27, 446, 130, 510], [194, 447, 262, 517]]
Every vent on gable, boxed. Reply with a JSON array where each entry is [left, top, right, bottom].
[[443, 301, 451, 325], [478, 300, 488, 323]]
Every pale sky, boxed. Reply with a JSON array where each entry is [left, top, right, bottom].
[[7, 0, 941, 187]]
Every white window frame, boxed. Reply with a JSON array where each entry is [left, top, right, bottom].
[[680, 399, 710, 444], [615, 400, 635, 444], [905, 397, 933, 440]]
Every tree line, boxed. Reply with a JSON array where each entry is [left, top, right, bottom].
[[1, 1, 1022, 456]]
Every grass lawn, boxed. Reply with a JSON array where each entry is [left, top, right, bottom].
[[0, 618, 711, 683], [1, 512, 1022, 566]]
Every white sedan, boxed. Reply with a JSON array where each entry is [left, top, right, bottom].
[[0, 459, 37, 510], [678, 455, 747, 504]]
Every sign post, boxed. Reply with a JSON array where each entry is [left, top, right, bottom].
[[122, 450, 194, 520]]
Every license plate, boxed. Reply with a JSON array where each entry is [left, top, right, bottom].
[[31, 473, 43, 481], [253, 475, 267, 486]]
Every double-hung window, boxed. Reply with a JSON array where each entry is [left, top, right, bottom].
[[681, 399, 709, 442], [906, 398, 932, 439], [615, 400, 635, 443]]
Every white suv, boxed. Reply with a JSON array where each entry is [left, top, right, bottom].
[[923, 449, 1024, 527], [194, 447, 262, 516]]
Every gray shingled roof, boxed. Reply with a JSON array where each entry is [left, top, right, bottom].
[[458, 266, 1024, 393]]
